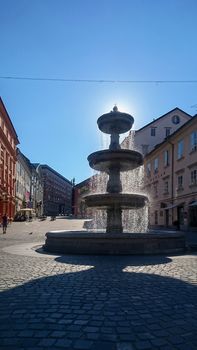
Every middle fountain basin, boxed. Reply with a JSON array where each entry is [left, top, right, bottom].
[[84, 193, 147, 209], [88, 149, 143, 172]]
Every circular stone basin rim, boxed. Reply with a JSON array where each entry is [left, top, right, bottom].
[[84, 193, 148, 209], [88, 149, 143, 172], [97, 112, 134, 134], [46, 231, 185, 239]]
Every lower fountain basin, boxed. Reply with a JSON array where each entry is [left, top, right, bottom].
[[44, 231, 186, 255], [84, 193, 147, 209]]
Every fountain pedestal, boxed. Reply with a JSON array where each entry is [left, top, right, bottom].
[[106, 206, 123, 233]]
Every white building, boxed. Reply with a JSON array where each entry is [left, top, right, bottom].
[[122, 108, 192, 154], [15, 149, 32, 212]]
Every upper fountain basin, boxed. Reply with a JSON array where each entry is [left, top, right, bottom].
[[84, 193, 148, 209], [97, 110, 134, 134], [88, 149, 143, 172]]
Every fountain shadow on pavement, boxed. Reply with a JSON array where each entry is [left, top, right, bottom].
[[53, 253, 172, 267], [0, 256, 197, 349]]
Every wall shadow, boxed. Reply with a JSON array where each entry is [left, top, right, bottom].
[[0, 256, 197, 349]]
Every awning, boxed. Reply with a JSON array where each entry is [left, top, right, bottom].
[[189, 201, 197, 207], [165, 203, 184, 210], [165, 204, 178, 210]]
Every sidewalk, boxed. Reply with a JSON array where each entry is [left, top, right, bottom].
[[0, 219, 197, 350]]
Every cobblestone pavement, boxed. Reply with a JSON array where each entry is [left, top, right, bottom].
[[0, 219, 197, 350]]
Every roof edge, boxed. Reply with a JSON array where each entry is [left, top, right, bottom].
[[0, 97, 20, 143], [136, 107, 192, 133]]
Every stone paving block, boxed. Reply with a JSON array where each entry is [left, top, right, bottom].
[[89, 320, 103, 326], [117, 343, 135, 350], [119, 334, 136, 341], [103, 321, 116, 327], [58, 319, 73, 324], [100, 326, 114, 333], [84, 326, 100, 333], [55, 338, 73, 348], [92, 315, 105, 321], [38, 338, 56, 347], [74, 320, 89, 325], [12, 323, 27, 330], [76, 315, 90, 320], [92, 340, 117, 350], [16, 337, 39, 346], [135, 340, 152, 349], [66, 331, 83, 339], [0, 330, 17, 337], [51, 330, 67, 337], [1, 338, 21, 346], [153, 329, 170, 337], [33, 330, 50, 337], [73, 339, 93, 349], [99, 333, 117, 342], [160, 346, 175, 350], [67, 325, 82, 332], [116, 327, 132, 334], [86, 332, 100, 340], [137, 332, 155, 340], [168, 335, 185, 345], [151, 338, 169, 346]]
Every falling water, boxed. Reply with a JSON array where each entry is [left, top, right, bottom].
[[87, 130, 149, 233]]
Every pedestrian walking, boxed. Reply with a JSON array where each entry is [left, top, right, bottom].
[[2, 214, 8, 234]]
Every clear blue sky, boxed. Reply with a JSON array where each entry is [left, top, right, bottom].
[[0, 0, 197, 184]]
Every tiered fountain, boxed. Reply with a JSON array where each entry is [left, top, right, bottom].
[[44, 107, 185, 255], [85, 106, 147, 234]]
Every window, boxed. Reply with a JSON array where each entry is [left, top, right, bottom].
[[151, 127, 156, 136], [164, 181, 169, 194], [146, 162, 151, 176], [190, 131, 197, 151], [177, 175, 183, 190], [153, 183, 158, 197], [172, 115, 180, 124], [165, 128, 171, 137], [155, 211, 158, 225], [191, 170, 197, 185], [177, 140, 184, 159], [142, 144, 149, 155], [154, 158, 159, 173], [164, 150, 170, 166]]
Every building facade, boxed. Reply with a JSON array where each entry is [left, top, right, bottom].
[[73, 174, 107, 218], [144, 115, 197, 231], [31, 164, 43, 217], [15, 149, 32, 212], [74, 178, 91, 218], [122, 108, 192, 155], [40, 165, 72, 216], [0, 98, 19, 219]]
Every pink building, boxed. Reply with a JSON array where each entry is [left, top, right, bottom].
[[144, 115, 197, 231]]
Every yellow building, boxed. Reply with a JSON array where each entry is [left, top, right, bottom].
[[144, 115, 197, 231]]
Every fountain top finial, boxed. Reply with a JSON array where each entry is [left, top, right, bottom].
[[113, 105, 118, 112]]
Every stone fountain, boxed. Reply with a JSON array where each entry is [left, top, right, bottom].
[[44, 107, 185, 255], [85, 105, 147, 233]]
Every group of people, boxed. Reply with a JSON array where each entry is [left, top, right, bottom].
[[1, 214, 8, 234]]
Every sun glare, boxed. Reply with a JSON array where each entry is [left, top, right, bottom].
[[103, 101, 136, 116]]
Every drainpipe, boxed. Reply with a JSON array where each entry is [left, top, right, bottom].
[[167, 140, 174, 224]]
